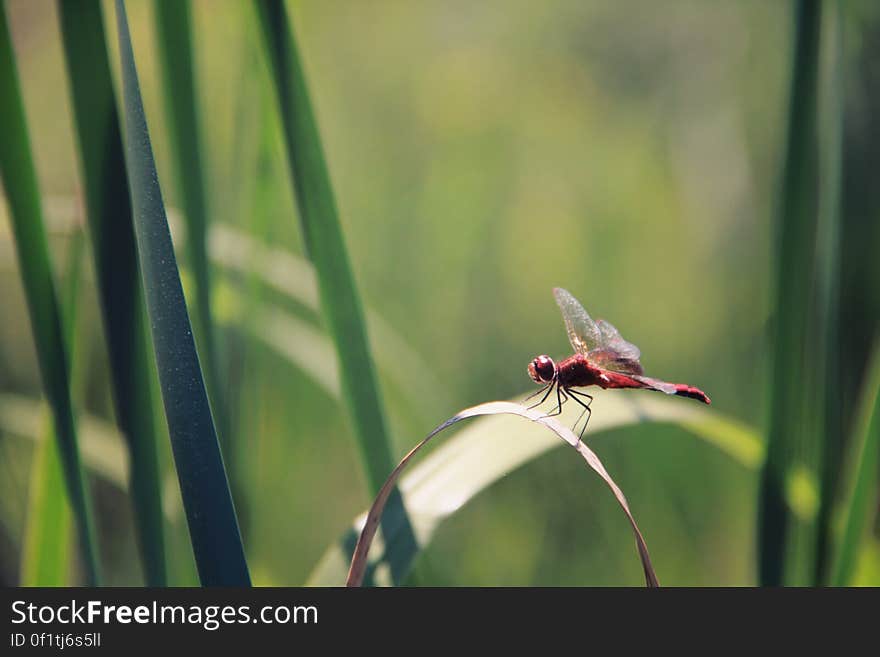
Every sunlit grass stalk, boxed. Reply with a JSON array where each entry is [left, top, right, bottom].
[[0, 5, 100, 585], [829, 337, 880, 585], [57, 0, 167, 585], [21, 418, 72, 585], [758, 0, 823, 586], [114, 0, 249, 586]]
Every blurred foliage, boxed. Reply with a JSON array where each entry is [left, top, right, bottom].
[[1, 0, 878, 586]]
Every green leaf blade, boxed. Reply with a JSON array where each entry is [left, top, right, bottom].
[[758, 0, 824, 586], [152, 0, 226, 445], [57, 0, 167, 586], [113, 0, 249, 586], [830, 339, 880, 586], [0, 4, 100, 585], [21, 230, 86, 587], [253, 1, 396, 493]]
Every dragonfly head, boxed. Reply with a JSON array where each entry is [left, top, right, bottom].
[[528, 355, 557, 384]]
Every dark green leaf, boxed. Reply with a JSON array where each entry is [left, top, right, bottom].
[[57, 0, 167, 585], [153, 0, 227, 452], [113, 0, 249, 586]]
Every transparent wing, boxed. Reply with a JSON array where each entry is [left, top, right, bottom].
[[632, 375, 677, 395], [586, 319, 643, 374], [588, 349, 644, 375], [553, 287, 601, 355], [595, 319, 641, 360]]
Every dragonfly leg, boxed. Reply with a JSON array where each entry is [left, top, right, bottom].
[[565, 389, 594, 443], [571, 405, 588, 442], [524, 382, 554, 410], [543, 386, 568, 417]]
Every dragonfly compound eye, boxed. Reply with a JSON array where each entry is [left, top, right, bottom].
[[528, 355, 556, 383]]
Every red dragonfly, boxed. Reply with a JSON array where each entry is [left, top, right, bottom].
[[527, 288, 710, 438]]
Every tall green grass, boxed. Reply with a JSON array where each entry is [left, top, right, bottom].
[[1, 0, 878, 588], [253, 0, 419, 582], [813, 0, 844, 584], [756, 0, 877, 587], [758, 0, 825, 586], [0, 4, 100, 585], [253, 0, 397, 495]]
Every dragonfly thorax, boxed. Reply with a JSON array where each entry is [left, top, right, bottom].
[[528, 355, 556, 384]]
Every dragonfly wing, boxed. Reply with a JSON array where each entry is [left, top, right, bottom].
[[588, 348, 644, 375], [595, 319, 641, 360], [587, 319, 643, 373], [632, 375, 677, 395], [553, 287, 601, 355]]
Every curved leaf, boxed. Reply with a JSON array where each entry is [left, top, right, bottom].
[[2, 392, 190, 528], [347, 401, 659, 587], [0, 394, 128, 490], [310, 392, 762, 586], [113, 0, 249, 585], [208, 224, 449, 419]]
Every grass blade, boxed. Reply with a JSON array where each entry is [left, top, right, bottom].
[[346, 401, 659, 587], [113, 0, 249, 585], [0, 5, 100, 585], [830, 338, 880, 585], [20, 418, 72, 586], [20, 230, 85, 586], [253, 1, 397, 492], [310, 393, 762, 586], [254, 0, 419, 582], [758, 0, 823, 586], [57, 0, 167, 585], [152, 0, 227, 447], [813, 0, 844, 584]]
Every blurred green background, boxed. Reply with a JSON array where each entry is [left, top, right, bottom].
[[1, 0, 878, 586]]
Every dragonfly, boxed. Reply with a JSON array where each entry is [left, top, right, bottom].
[[527, 288, 711, 439]]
